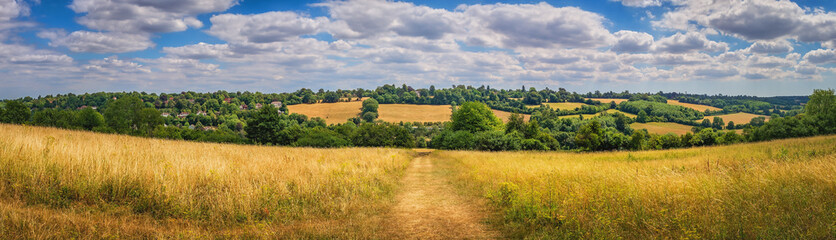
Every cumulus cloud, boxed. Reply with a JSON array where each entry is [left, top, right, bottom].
[[613, 0, 662, 7], [611, 30, 654, 53], [208, 11, 328, 44], [460, 3, 615, 49], [803, 48, 836, 64], [0, 0, 27, 21], [84, 56, 151, 73], [745, 40, 793, 54], [707, 0, 803, 40], [315, 0, 458, 40], [654, 32, 727, 53], [41, 31, 154, 53], [163, 42, 231, 59]]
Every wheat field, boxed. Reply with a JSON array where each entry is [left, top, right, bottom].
[[435, 135, 836, 239], [0, 124, 412, 238], [289, 102, 529, 124], [704, 112, 770, 124], [667, 100, 722, 112]]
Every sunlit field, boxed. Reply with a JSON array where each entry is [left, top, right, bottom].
[[667, 100, 722, 112], [289, 102, 529, 124], [704, 112, 770, 124], [542, 102, 588, 110], [586, 98, 629, 104], [630, 122, 695, 135], [0, 124, 412, 238], [559, 109, 637, 119], [435, 136, 836, 239]]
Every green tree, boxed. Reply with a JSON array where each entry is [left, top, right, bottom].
[[636, 110, 648, 123], [805, 89, 835, 117], [701, 119, 711, 128], [136, 108, 163, 135], [505, 113, 525, 134], [104, 96, 145, 133], [727, 121, 735, 130], [245, 105, 298, 145], [449, 101, 502, 133], [77, 107, 105, 130], [712, 116, 724, 129], [360, 98, 379, 122], [575, 120, 602, 151], [3, 101, 30, 124]]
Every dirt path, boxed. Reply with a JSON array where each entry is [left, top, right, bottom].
[[386, 153, 497, 239]]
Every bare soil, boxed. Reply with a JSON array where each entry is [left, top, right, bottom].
[[385, 153, 498, 239]]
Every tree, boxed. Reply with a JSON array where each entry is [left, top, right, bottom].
[[77, 107, 105, 130], [727, 121, 735, 130], [449, 101, 502, 133], [136, 108, 163, 135], [575, 120, 602, 151], [636, 110, 648, 123], [701, 119, 711, 128], [3, 101, 30, 124], [805, 89, 835, 117], [505, 113, 525, 134], [712, 116, 724, 129], [104, 96, 145, 133], [360, 98, 379, 122], [245, 105, 298, 145]]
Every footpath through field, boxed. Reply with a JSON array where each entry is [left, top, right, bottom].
[[385, 152, 497, 239]]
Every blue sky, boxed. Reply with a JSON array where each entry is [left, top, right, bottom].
[[0, 0, 835, 98]]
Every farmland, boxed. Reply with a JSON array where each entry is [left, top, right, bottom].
[[2, 123, 834, 238], [558, 109, 637, 119], [0, 124, 412, 238], [704, 112, 770, 124], [437, 135, 836, 239], [586, 98, 629, 104], [667, 100, 722, 112], [631, 122, 694, 135], [542, 102, 588, 110], [289, 102, 529, 124]]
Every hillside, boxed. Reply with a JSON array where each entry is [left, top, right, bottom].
[[289, 102, 530, 124], [667, 99, 722, 112], [2, 124, 834, 238]]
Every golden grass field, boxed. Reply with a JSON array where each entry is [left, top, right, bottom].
[[435, 135, 836, 239], [704, 112, 770, 124], [667, 100, 722, 112], [631, 122, 694, 135], [542, 102, 588, 110], [0, 124, 412, 238], [586, 98, 629, 104], [289, 102, 529, 124]]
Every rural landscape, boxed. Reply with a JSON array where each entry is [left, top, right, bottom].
[[1, 0, 836, 239]]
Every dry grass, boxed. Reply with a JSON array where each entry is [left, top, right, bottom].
[[667, 100, 722, 112], [704, 112, 770, 124], [586, 98, 629, 104], [436, 135, 836, 239], [542, 102, 588, 110], [0, 124, 412, 238], [291, 102, 529, 123], [287, 101, 363, 124], [630, 122, 694, 135]]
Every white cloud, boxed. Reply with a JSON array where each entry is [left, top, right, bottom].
[[84, 56, 151, 73], [611, 30, 654, 53], [315, 0, 459, 40], [654, 32, 728, 53], [745, 40, 793, 54], [163, 42, 231, 59], [69, 0, 237, 33], [804, 48, 836, 64], [42, 31, 154, 53], [459, 2, 615, 49], [613, 0, 662, 8], [208, 11, 328, 44], [0, 0, 27, 21]]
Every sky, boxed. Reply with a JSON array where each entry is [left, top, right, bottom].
[[0, 0, 835, 99]]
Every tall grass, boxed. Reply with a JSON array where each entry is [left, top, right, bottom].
[[0, 124, 411, 236], [436, 136, 836, 239]]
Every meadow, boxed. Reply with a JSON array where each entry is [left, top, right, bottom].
[[586, 98, 629, 104], [289, 101, 529, 124], [630, 122, 695, 135], [704, 112, 770, 124], [541, 102, 588, 110], [0, 124, 412, 238], [559, 109, 637, 119], [667, 100, 722, 112], [435, 135, 836, 239]]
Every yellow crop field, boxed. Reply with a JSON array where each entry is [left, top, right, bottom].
[[667, 100, 722, 112], [704, 112, 770, 124], [436, 136, 836, 239], [542, 102, 587, 110], [287, 101, 363, 124], [631, 122, 694, 135], [586, 98, 629, 104], [0, 124, 412, 238], [290, 102, 529, 124]]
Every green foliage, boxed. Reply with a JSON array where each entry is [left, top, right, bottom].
[[619, 100, 703, 123], [245, 105, 300, 145], [3, 101, 30, 124], [505, 113, 525, 134], [636, 110, 648, 123], [295, 127, 350, 148], [712, 116, 724, 129], [103, 96, 161, 134], [351, 122, 415, 148], [32, 109, 77, 129], [450, 101, 502, 133], [77, 107, 105, 130]]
